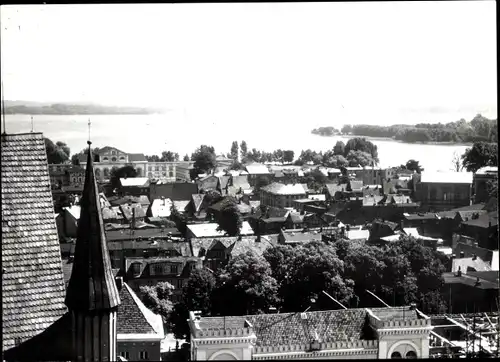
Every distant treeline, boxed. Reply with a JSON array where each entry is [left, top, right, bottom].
[[311, 126, 340, 136], [313, 114, 498, 143], [3, 103, 158, 115]]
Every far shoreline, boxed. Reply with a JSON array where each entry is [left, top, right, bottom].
[[311, 133, 474, 147]]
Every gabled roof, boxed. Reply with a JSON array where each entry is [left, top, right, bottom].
[[191, 194, 206, 212], [453, 242, 495, 263], [325, 183, 348, 196], [120, 177, 150, 187], [1, 133, 68, 350], [150, 182, 199, 201], [119, 203, 147, 221], [186, 221, 254, 238], [98, 146, 126, 154], [245, 163, 271, 175], [198, 175, 220, 190], [128, 153, 147, 162], [420, 171, 473, 184], [117, 283, 164, 337], [362, 195, 385, 206], [461, 211, 498, 228], [231, 175, 251, 189], [261, 182, 307, 195], [65, 143, 121, 311], [173, 200, 190, 212], [105, 227, 182, 242], [218, 175, 231, 190]]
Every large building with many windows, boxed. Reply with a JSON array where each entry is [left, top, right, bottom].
[[73, 146, 193, 182]]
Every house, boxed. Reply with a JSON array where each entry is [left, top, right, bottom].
[[190, 235, 278, 272], [48, 164, 85, 188], [292, 198, 323, 213], [347, 227, 371, 241], [227, 175, 252, 196], [119, 177, 150, 196], [186, 221, 255, 239], [3, 140, 122, 361], [452, 242, 499, 271], [197, 175, 220, 192], [362, 185, 383, 197], [458, 211, 499, 250], [402, 212, 443, 239], [245, 163, 273, 186], [149, 181, 199, 201], [324, 183, 349, 201], [120, 203, 147, 224], [185, 193, 209, 220], [285, 212, 327, 229], [60, 204, 81, 238], [218, 175, 232, 195], [109, 195, 150, 207], [368, 219, 402, 242], [416, 171, 473, 211], [124, 256, 203, 302], [277, 229, 322, 244], [2, 133, 68, 351], [473, 166, 498, 203], [188, 306, 434, 360], [442, 270, 499, 314], [247, 206, 291, 234], [403, 228, 444, 248], [208, 196, 252, 221], [260, 182, 307, 208], [116, 281, 165, 361]]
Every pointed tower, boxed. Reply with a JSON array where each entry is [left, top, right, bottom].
[[65, 141, 121, 361]]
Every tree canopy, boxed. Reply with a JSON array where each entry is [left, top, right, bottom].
[[139, 282, 175, 324], [230, 141, 239, 160], [283, 150, 295, 163], [404, 159, 424, 173], [191, 145, 216, 178], [44, 138, 70, 164], [109, 165, 138, 190], [461, 142, 498, 173], [215, 201, 242, 236]]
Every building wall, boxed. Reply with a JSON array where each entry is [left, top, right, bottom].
[[260, 190, 307, 208], [117, 340, 161, 361], [81, 161, 190, 182], [418, 182, 472, 211]]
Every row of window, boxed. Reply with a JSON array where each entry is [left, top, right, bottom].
[[102, 156, 126, 162], [119, 351, 148, 360], [147, 165, 175, 172]]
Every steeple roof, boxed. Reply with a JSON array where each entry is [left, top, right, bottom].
[[65, 142, 121, 311]]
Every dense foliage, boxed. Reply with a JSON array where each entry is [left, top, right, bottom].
[[146, 150, 180, 162], [315, 115, 497, 143], [109, 165, 138, 190], [461, 142, 498, 173], [230, 141, 239, 160], [215, 201, 243, 236], [190, 145, 217, 178], [71, 146, 100, 165], [311, 126, 340, 136], [44, 138, 71, 164], [5, 103, 157, 115]]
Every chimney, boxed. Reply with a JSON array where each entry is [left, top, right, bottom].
[[115, 276, 123, 290], [472, 254, 477, 260], [457, 266, 462, 277]]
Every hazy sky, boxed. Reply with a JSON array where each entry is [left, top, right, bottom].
[[1, 2, 497, 127]]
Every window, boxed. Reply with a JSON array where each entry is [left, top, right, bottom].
[[112, 151, 117, 155], [177, 279, 183, 289], [120, 351, 130, 360], [162, 165, 167, 171], [120, 156, 125, 161], [443, 193, 447, 201], [139, 350, 148, 360], [155, 166, 160, 171], [152, 264, 163, 276], [103, 168, 110, 177], [103, 157, 108, 161], [391, 352, 402, 359], [132, 263, 141, 276], [170, 265, 178, 274], [169, 171, 174, 177], [111, 157, 117, 162], [405, 351, 417, 359]]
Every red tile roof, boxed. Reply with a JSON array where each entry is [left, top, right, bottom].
[[1, 133, 67, 350]]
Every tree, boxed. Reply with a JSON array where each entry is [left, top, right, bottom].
[[283, 150, 294, 163], [183, 154, 190, 161], [346, 150, 375, 167], [229, 160, 244, 171], [203, 189, 223, 206], [341, 125, 353, 134], [487, 179, 498, 199], [213, 251, 279, 315], [405, 159, 424, 173], [344, 137, 379, 163], [215, 202, 242, 236], [139, 282, 175, 324], [461, 142, 498, 173], [146, 154, 161, 162], [161, 151, 179, 162], [230, 141, 239, 160], [109, 165, 137, 190], [71, 146, 100, 165], [191, 145, 216, 177], [280, 242, 353, 312], [240, 140, 248, 159], [183, 268, 216, 313], [333, 141, 345, 156], [44, 138, 70, 164], [273, 149, 284, 163], [451, 151, 463, 172]]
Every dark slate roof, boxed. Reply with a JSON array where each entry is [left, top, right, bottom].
[[109, 195, 150, 206], [461, 211, 498, 228], [1, 133, 67, 350], [128, 153, 147, 162], [245, 309, 370, 347], [116, 283, 157, 334], [65, 145, 121, 311], [62, 258, 120, 287], [150, 182, 199, 201], [443, 272, 499, 289], [454, 242, 495, 262], [370, 307, 418, 321], [198, 175, 220, 191], [105, 227, 182, 241], [98, 146, 126, 154], [230, 237, 276, 257], [199, 316, 249, 330]]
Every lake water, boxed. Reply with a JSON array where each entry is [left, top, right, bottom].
[[2, 114, 471, 172]]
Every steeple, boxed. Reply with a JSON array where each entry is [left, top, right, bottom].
[[65, 141, 120, 310]]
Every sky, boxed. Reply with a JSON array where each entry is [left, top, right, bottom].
[[0, 2, 497, 127]]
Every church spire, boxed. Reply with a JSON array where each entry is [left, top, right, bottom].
[[65, 141, 120, 311]]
